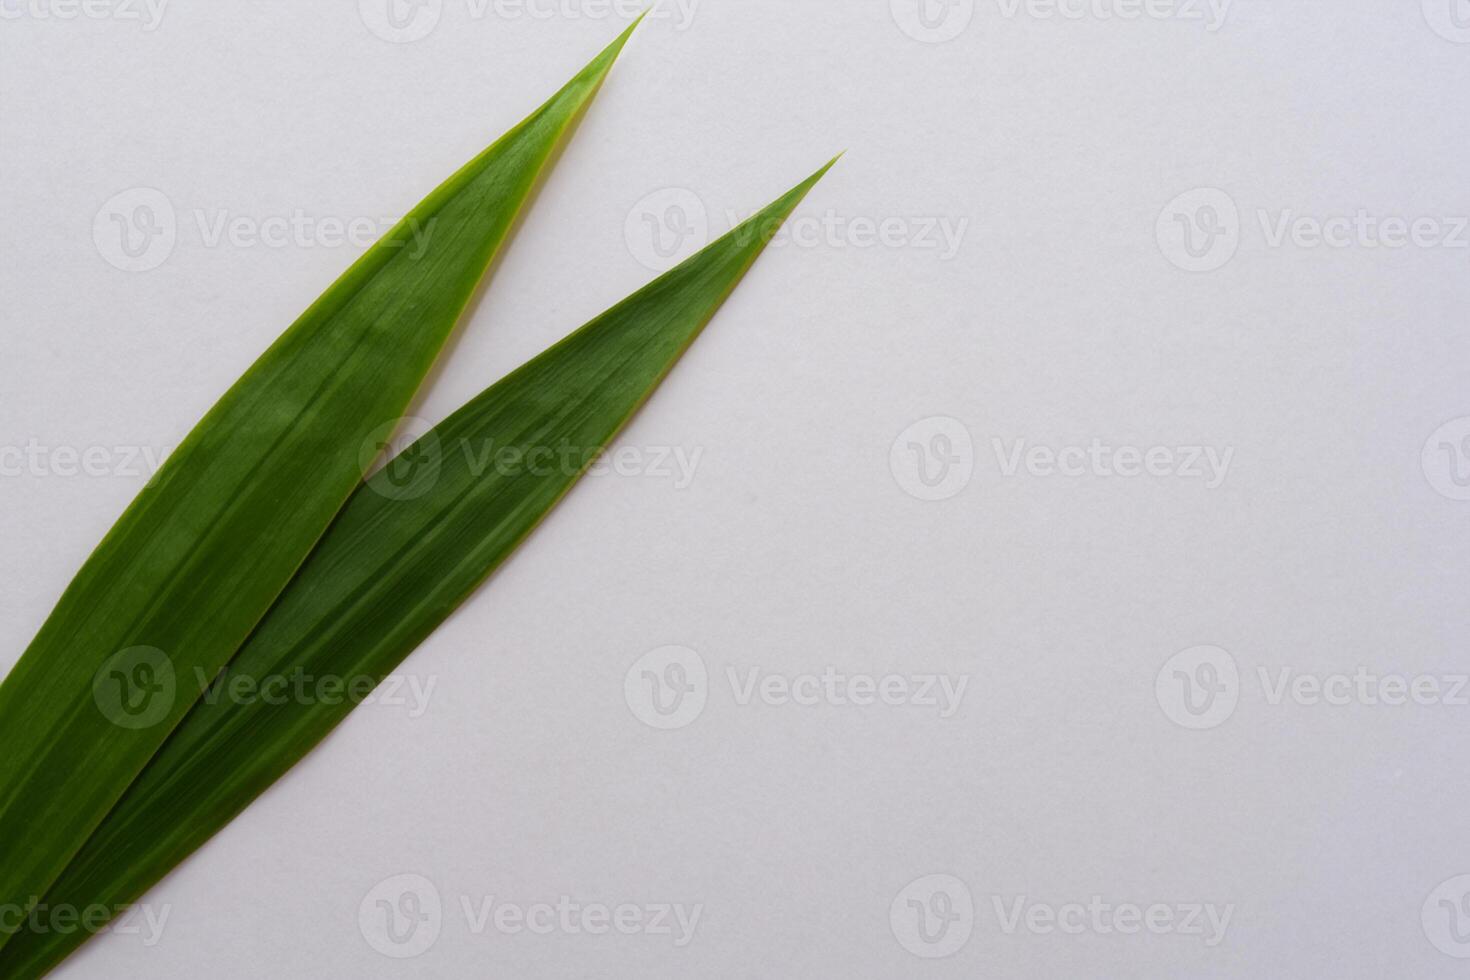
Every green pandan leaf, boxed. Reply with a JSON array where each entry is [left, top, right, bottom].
[[0, 159, 835, 979], [0, 24, 638, 941]]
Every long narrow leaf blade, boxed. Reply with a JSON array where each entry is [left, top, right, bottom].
[[0, 25, 636, 937], [0, 160, 835, 979]]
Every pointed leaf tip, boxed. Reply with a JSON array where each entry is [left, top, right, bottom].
[[789, 152, 844, 199], [1, 146, 833, 978], [564, 14, 645, 92], [737, 155, 843, 237], [0, 28, 634, 965], [804, 152, 845, 191], [602, 10, 650, 61]]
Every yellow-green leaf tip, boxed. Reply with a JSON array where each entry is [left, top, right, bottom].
[[766, 153, 845, 218], [811, 151, 845, 185], [572, 12, 647, 88], [608, 9, 651, 56]]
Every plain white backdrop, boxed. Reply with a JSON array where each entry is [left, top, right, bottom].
[[2, 0, 1469, 976]]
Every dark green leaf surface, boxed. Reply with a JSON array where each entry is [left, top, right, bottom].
[[0, 27, 635, 942], [0, 160, 834, 979]]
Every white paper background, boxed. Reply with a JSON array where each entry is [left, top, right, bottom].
[[2, 1, 1469, 976]]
